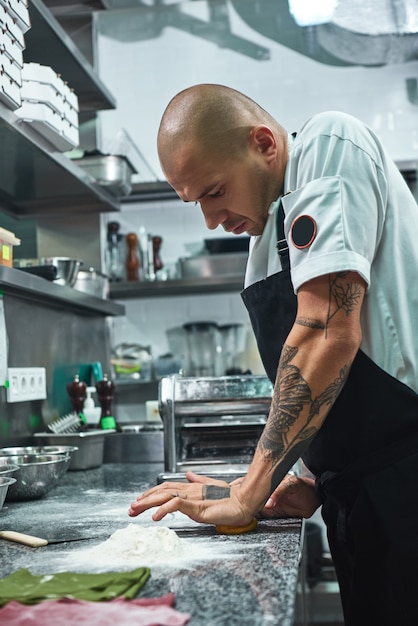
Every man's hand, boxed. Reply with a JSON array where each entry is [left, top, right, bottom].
[[128, 473, 255, 526], [185, 471, 321, 519], [260, 474, 321, 519]]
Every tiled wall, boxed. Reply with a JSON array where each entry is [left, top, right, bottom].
[[104, 199, 254, 362], [104, 199, 264, 422]]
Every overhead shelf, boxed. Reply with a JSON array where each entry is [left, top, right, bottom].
[[124, 181, 178, 203], [0, 103, 120, 216], [24, 0, 116, 113], [0, 1, 120, 217], [0, 265, 125, 316], [109, 276, 245, 299]]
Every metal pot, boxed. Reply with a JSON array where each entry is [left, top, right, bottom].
[[73, 267, 109, 299]]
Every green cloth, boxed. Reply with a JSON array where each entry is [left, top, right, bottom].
[[0, 567, 150, 606]]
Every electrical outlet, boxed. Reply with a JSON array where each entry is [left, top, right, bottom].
[[6, 367, 47, 403]]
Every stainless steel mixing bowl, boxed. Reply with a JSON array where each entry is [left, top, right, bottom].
[[0, 464, 19, 477], [40, 257, 83, 287], [0, 476, 17, 509], [0, 446, 78, 458], [0, 454, 71, 501]]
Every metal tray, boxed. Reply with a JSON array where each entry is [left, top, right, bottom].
[[34, 430, 114, 470], [73, 154, 135, 197], [178, 253, 248, 279]]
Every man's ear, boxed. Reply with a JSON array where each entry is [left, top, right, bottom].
[[252, 125, 277, 162]]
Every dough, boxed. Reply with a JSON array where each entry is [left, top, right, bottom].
[[215, 518, 258, 535]]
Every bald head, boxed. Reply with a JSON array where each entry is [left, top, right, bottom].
[[157, 84, 282, 178]]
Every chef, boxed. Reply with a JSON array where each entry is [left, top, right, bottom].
[[129, 84, 418, 625]]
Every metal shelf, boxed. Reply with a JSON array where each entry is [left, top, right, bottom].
[[0, 104, 120, 216], [24, 0, 116, 114], [109, 276, 245, 299], [0, 1, 120, 217], [0, 266, 125, 316]]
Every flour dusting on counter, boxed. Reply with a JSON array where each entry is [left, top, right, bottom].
[[73, 524, 213, 569]]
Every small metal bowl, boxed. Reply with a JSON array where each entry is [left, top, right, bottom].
[[0, 446, 78, 458], [0, 464, 20, 477], [40, 257, 83, 287], [0, 454, 71, 501], [0, 476, 17, 509]]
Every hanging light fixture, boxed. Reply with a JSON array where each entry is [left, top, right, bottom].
[[288, 0, 338, 27]]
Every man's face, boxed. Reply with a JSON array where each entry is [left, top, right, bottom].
[[164, 141, 278, 237]]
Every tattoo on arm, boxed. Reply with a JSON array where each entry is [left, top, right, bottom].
[[203, 485, 231, 500], [259, 272, 361, 494], [296, 273, 362, 336], [326, 272, 362, 337], [296, 317, 325, 330], [259, 343, 351, 493]]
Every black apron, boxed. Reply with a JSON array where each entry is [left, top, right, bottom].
[[241, 200, 418, 625]]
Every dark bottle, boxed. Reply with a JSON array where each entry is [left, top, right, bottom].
[[106, 221, 123, 281], [152, 235, 163, 273], [125, 232, 140, 281], [96, 374, 117, 430]]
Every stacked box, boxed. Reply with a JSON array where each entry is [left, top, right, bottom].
[[0, 1, 27, 110], [0, 0, 30, 33], [15, 62, 79, 151]]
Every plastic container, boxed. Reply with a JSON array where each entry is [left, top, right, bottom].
[[0, 226, 20, 267]]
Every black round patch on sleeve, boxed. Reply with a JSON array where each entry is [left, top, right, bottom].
[[290, 215, 317, 249]]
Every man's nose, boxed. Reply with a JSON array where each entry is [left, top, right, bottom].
[[201, 203, 224, 230]]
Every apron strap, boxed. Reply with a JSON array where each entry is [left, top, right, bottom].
[[275, 200, 290, 271]]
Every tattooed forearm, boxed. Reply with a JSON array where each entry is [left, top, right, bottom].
[[258, 344, 351, 483], [203, 485, 231, 500], [259, 348, 311, 461], [270, 439, 308, 493], [313, 363, 350, 411]]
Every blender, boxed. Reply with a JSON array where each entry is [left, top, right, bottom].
[[183, 322, 218, 377]]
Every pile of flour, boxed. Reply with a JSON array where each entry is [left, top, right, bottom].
[[76, 524, 211, 568]]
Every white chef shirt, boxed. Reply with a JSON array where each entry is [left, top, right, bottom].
[[245, 112, 418, 394]]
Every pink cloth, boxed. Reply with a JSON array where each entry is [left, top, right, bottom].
[[0, 593, 191, 626]]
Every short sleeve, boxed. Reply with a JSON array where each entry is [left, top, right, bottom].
[[282, 130, 387, 293]]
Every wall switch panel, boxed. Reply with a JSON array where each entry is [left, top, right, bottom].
[[6, 367, 47, 403]]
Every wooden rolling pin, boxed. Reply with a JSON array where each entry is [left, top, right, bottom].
[[0, 531, 48, 547]]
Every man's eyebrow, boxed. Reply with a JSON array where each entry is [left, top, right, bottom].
[[196, 184, 217, 201]]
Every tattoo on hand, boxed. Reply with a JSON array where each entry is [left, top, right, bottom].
[[203, 485, 231, 500]]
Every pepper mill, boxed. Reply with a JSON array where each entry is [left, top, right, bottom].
[[96, 374, 117, 430], [66, 374, 87, 425], [125, 232, 140, 281], [152, 235, 163, 273]]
